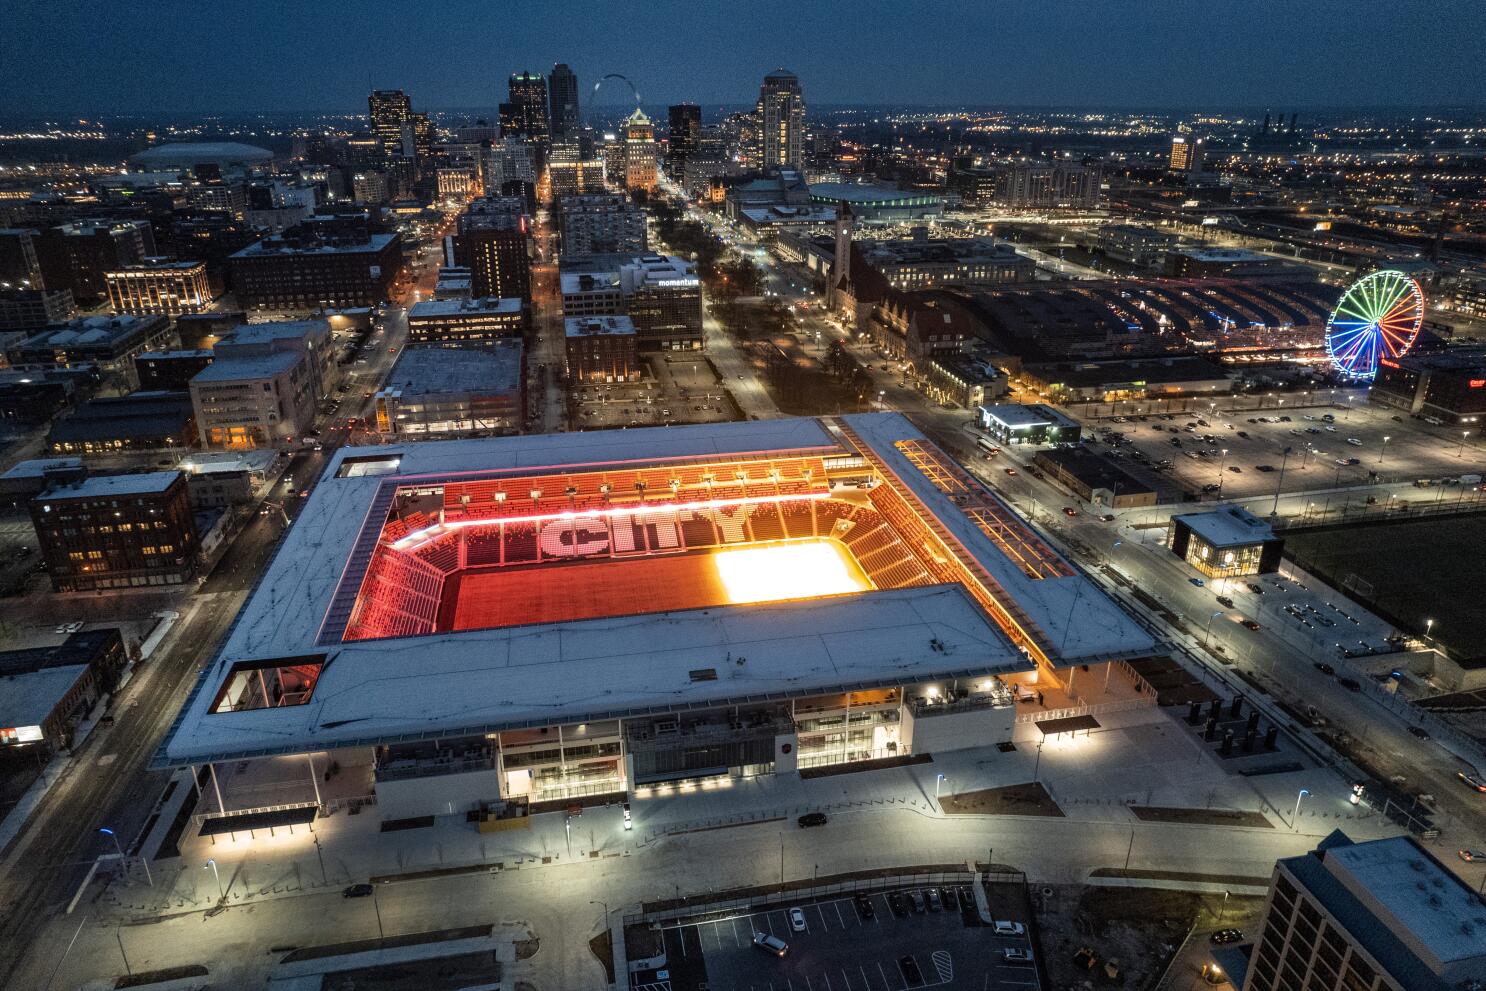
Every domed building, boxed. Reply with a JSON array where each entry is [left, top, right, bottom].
[[128, 141, 273, 173]]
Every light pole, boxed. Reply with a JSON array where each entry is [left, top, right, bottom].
[[99, 827, 150, 887], [1379, 435, 1390, 465], [1292, 788, 1310, 830], [590, 899, 611, 926], [1425, 618, 1434, 641], [1460, 430, 1472, 458], [935, 773, 947, 803], [204, 858, 224, 899], [1217, 448, 1229, 497], [1271, 446, 1292, 516], [1204, 610, 1223, 646]]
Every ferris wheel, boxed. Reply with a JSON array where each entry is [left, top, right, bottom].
[[1324, 270, 1424, 380]]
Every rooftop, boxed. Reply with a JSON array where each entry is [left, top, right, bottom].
[[810, 182, 944, 205], [407, 297, 523, 319], [0, 457, 83, 481], [0, 665, 90, 730], [128, 142, 273, 168], [18, 315, 164, 349], [1280, 831, 1486, 990], [979, 403, 1078, 429], [223, 320, 327, 346], [565, 315, 637, 338], [232, 233, 397, 258], [379, 342, 523, 396], [1173, 505, 1278, 548], [178, 450, 278, 475], [40, 471, 182, 499], [191, 350, 301, 382]]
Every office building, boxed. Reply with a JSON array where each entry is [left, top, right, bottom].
[[562, 254, 703, 351], [134, 350, 215, 391], [105, 259, 211, 316], [1168, 134, 1204, 174], [923, 354, 1008, 409], [547, 143, 607, 199], [1164, 247, 1314, 281], [667, 103, 702, 176], [1169, 505, 1283, 578], [35, 220, 155, 301], [0, 288, 75, 331], [979, 161, 1102, 210], [157, 413, 1157, 826], [369, 90, 414, 154], [433, 268, 472, 300], [565, 314, 640, 383], [756, 69, 806, 170], [177, 450, 276, 508], [214, 318, 337, 404], [1241, 831, 1486, 991], [621, 109, 658, 193], [9, 314, 173, 391], [501, 72, 550, 144], [480, 138, 537, 197], [1371, 346, 1486, 425], [228, 226, 403, 311], [31, 472, 199, 591], [190, 350, 316, 450], [452, 197, 531, 301], [185, 180, 248, 220], [406, 297, 525, 347], [46, 392, 197, 455], [374, 341, 525, 438], [0, 630, 126, 753], [0, 228, 44, 289], [548, 64, 580, 140], [1019, 357, 1233, 402], [1094, 224, 1181, 269], [557, 193, 647, 258]]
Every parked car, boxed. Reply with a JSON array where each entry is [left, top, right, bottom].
[[909, 889, 927, 913], [1188, 577, 1205, 587], [1339, 677, 1362, 692], [941, 886, 958, 911], [854, 892, 876, 919], [1313, 662, 1335, 675], [752, 932, 788, 957], [788, 907, 807, 932], [899, 954, 924, 984], [1408, 726, 1430, 740], [343, 884, 374, 898], [1216, 595, 1234, 608], [993, 920, 1026, 936], [797, 812, 827, 828], [1210, 928, 1244, 945], [1003, 948, 1034, 964], [926, 888, 942, 911], [887, 891, 908, 917]]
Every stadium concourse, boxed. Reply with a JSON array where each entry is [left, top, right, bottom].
[[156, 414, 1161, 832]]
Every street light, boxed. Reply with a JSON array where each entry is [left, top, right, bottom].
[[1204, 610, 1224, 646], [1425, 618, 1434, 639], [1379, 435, 1390, 465], [204, 858, 224, 899], [98, 827, 151, 887], [1217, 448, 1229, 497], [1293, 788, 1310, 830], [935, 773, 948, 801], [1460, 430, 1472, 458]]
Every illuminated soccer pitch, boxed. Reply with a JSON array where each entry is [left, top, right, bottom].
[[712, 539, 870, 605]]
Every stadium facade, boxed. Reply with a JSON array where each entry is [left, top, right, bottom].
[[158, 414, 1159, 828]]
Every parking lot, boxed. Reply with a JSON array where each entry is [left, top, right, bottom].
[[1086, 397, 1485, 502], [572, 355, 738, 431], [641, 885, 1041, 991]]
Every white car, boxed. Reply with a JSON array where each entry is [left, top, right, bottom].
[[994, 920, 1026, 936], [788, 907, 807, 932]]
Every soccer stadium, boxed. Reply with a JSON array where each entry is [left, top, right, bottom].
[[159, 414, 1160, 829]]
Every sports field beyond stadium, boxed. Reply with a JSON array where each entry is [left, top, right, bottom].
[[449, 539, 870, 632]]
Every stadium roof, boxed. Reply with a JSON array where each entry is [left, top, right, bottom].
[[128, 142, 273, 169], [157, 414, 1155, 767]]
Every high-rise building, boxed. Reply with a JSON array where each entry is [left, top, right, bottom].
[[556, 193, 647, 258], [34, 220, 154, 302], [756, 69, 806, 170], [228, 226, 404, 311], [368, 90, 414, 157], [1242, 830, 1486, 991], [621, 109, 658, 193], [501, 73, 550, 144], [0, 228, 45, 289], [105, 260, 212, 316], [548, 64, 581, 140], [1169, 134, 1204, 174], [453, 197, 532, 301], [666, 104, 702, 177]]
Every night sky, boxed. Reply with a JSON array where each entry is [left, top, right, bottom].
[[6, 0, 1484, 113]]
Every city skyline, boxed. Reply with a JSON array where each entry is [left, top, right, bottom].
[[6, 0, 1486, 113]]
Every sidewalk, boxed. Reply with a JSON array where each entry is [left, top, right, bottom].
[[98, 708, 1401, 924]]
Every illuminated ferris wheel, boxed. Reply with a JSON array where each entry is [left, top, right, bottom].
[[1324, 270, 1424, 380]]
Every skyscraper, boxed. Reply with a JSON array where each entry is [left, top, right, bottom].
[[501, 73, 550, 144], [549, 63, 580, 139], [368, 89, 413, 157], [622, 109, 658, 193], [756, 69, 806, 170], [666, 103, 702, 177], [1169, 134, 1204, 174]]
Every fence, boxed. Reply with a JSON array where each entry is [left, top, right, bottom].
[[1012, 696, 1156, 725], [623, 869, 981, 927], [639, 795, 938, 845]]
